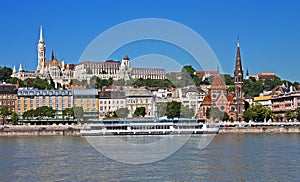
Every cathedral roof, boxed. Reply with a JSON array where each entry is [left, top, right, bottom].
[[202, 94, 212, 105], [210, 74, 226, 90]]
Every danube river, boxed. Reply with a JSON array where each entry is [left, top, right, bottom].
[[0, 134, 299, 181]]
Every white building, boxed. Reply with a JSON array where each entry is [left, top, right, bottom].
[[11, 26, 75, 88], [98, 91, 126, 118]]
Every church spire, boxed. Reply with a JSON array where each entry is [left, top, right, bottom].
[[235, 37, 243, 75], [234, 37, 244, 121], [39, 25, 44, 42]]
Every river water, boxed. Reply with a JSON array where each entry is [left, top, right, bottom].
[[0, 134, 299, 181]]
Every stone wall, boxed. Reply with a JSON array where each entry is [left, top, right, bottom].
[[0, 125, 81, 136], [219, 126, 300, 133]]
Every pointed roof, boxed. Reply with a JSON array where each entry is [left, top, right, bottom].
[[211, 74, 226, 90], [123, 54, 129, 60], [13, 65, 16, 73], [19, 64, 23, 72], [51, 50, 57, 62], [39, 25, 44, 42], [234, 37, 243, 75]]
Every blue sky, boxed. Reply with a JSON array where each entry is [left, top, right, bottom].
[[0, 0, 299, 81]]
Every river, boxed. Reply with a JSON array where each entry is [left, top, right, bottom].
[[0, 134, 299, 181]]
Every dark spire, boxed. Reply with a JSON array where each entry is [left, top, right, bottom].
[[234, 37, 243, 75], [51, 49, 54, 60]]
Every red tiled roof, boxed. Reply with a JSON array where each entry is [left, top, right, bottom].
[[211, 74, 226, 90], [202, 94, 212, 105]]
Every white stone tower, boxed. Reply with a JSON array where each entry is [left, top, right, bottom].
[[120, 54, 131, 80], [37, 25, 46, 73]]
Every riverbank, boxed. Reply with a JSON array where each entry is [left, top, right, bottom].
[[0, 125, 81, 136], [1, 125, 300, 136], [219, 126, 300, 134]]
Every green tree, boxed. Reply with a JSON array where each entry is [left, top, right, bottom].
[[114, 108, 129, 118], [73, 107, 84, 121], [243, 104, 272, 122], [180, 106, 194, 118], [205, 107, 224, 120], [272, 114, 281, 122], [222, 112, 230, 121], [223, 74, 234, 85], [134, 107, 146, 117], [0, 107, 10, 124], [285, 110, 296, 121], [157, 103, 167, 118], [63, 108, 74, 121], [11, 112, 19, 125], [295, 108, 300, 121], [243, 78, 264, 97], [0, 66, 12, 82], [166, 101, 181, 119]]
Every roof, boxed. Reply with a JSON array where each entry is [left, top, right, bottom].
[[99, 91, 125, 99], [210, 75, 226, 90], [196, 71, 218, 76], [131, 68, 165, 71], [201, 92, 233, 105], [254, 95, 272, 101], [201, 94, 212, 105], [0, 84, 18, 94], [77, 60, 121, 65]]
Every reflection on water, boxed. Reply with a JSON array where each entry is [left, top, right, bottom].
[[0, 134, 300, 181]]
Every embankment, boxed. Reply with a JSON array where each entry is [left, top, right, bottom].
[[0, 125, 81, 136], [219, 126, 300, 134]]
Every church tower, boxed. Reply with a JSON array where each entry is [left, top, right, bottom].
[[234, 38, 245, 121], [120, 54, 131, 80], [37, 26, 46, 73]]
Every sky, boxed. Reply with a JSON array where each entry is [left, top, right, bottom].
[[0, 0, 299, 81]]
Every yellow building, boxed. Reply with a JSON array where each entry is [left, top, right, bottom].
[[73, 89, 99, 120], [17, 88, 73, 119]]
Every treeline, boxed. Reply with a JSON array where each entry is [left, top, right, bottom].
[[1, 65, 299, 98]]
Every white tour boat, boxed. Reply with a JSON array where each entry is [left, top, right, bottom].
[[81, 118, 219, 136]]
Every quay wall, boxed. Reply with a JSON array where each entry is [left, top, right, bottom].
[[2, 125, 300, 136], [0, 125, 81, 136], [219, 126, 300, 134]]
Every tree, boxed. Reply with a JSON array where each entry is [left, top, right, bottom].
[[223, 74, 234, 85], [114, 108, 129, 118], [273, 114, 281, 122], [205, 107, 224, 120], [180, 106, 194, 118], [73, 107, 84, 121], [0, 107, 10, 124], [295, 108, 300, 122], [285, 110, 296, 121], [166, 101, 181, 119], [63, 108, 74, 121], [157, 103, 167, 118], [134, 107, 146, 117], [243, 78, 264, 97], [222, 112, 230, 121], [0, 66, 12, 82], [243, 104, 272, 122], [11, 112, 19, 125]]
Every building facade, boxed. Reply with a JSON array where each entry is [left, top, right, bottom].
[[124, 88, 155, 118], [199, 74, 235, 121], [17, 88, 73, 119], [0, 83, 18, 113], [73, 89, 99, 120], [271, 93, 300, 117], [98, 91, 126, 118]]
